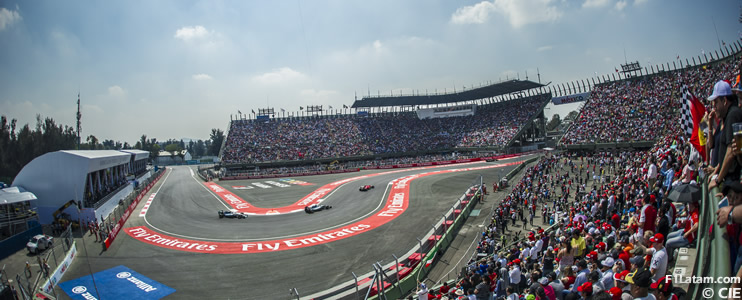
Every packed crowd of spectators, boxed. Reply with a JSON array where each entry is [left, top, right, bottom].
[[415, 50, 742, 298], [561, 56, 741, 145], [221, 152, 494, 178], [221, 96, 549, 164], [420, 143, 701, 300]]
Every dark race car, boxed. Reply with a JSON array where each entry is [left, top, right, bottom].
[[359, 185, 375, 191], [304, 204, 332, 213], [218, 210, 247, 219]]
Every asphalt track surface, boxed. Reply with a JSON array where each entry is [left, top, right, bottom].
[[60, 155, 533, 299]]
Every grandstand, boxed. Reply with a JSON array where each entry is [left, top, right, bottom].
[[410, 43, 742, 300], [220, 80, 552, 173]]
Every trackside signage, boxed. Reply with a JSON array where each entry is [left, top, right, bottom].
[[59, 265, 175, 300], [126, 161, 523, 254], [552, 92, 590, 105]]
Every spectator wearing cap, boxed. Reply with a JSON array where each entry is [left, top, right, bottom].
[[626, 268, 653, 299], [417, 282, 429, 300], [709, 80, 742, 189], [608, 287, 623, 300], [536, 277, 557, 300], [600, 257, 616, 290], [651, 276, 678, 300], [629, 254, 645, 272], [613, 270, 632, 300], [509, 259, 522, 293], [577, 282, 594, 300], [648, 233, 668, 282]]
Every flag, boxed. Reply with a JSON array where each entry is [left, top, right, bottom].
[[238, 110, 241, 114], [300, 106, 304, 110], [329, 105, 333, 109], [280, 108, 285, 112], [251, 109, 255, 114], [680, 86, 693, 136], [425, 259, 433, 268], [681, 86, 707, 161], [343, 104, 348, 109]]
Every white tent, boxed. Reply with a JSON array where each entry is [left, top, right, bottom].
[[12, 150, 132, 224]]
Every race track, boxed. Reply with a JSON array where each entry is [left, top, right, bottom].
[[60, 155, 533, 299]]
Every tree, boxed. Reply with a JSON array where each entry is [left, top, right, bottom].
[[565, 111, 579, 122], [149, 143, 160, 163], [546, 114, 561, 131], [209, 128, 225, 156], [164, 143, 181, 163], [194, 140, 206, 157], [138, 135, 147, 150], [86, 135, 99, 150]]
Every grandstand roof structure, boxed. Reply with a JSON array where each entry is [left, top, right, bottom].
[[12, 150, 132, 224], [351, 79, 545, 108]]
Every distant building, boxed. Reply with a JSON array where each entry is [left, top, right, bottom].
[[154, 150, 192, 165]]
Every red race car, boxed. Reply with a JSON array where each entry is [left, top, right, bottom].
[[359, 185, 375, 191]]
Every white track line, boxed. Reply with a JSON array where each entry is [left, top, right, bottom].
[[140, 161, 517, 242]]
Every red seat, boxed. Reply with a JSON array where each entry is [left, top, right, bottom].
[[368, 281, 392, 296]]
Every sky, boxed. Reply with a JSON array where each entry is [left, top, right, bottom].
[[0, 0, 741, 144]]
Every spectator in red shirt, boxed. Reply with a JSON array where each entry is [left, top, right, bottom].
[[665, 201, 699, 258]]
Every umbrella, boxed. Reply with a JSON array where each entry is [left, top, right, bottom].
[[667, 183, 701, 203], [573, 214, 588, 222]]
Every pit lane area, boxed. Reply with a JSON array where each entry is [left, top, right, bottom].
[[58, 155, 533, 299]]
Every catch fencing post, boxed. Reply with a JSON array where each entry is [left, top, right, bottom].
[[352, 271, 360, 300]]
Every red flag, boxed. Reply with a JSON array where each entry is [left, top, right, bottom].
[[425, 259, 433, 268], [688, 91, 707, 161]]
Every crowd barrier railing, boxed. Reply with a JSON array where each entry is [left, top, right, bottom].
[[688, 182, 731, 299], [102, 168, 167, 249], [365, 156, 540, 300]]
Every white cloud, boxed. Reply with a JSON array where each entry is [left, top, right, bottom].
[[373, 40, 383, 51], [451, 0, 563, 28], [450, 1, 496, 24], [251, 67, 306, 85], [108, 85, 126, 97], [582, 0, 611, 8], [634, 0, 649, 5], [537, 45, 553, 52], [192, 74, 213, 80], [615, 1, 627, 10], [174, 25, 210, 41], [0, 6, 21, 31]]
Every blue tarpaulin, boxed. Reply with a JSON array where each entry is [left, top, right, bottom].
[[59, 265, 175, 300]]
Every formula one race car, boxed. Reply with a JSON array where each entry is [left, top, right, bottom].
[[218, 210, 248, 219], [359, 185, 375, 191], [304, 204, 332, 213]]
